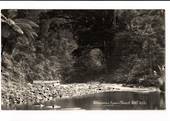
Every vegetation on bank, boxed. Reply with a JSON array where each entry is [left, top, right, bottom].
[[1, 10, 165, 108]]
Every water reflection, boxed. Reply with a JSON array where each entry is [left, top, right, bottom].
[[4, 91, 165, 110], [59, 91, 165, 110]]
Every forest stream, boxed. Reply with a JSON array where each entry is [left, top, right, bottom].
[[1, 83, 165, 110], [1, 10, 165, 110]]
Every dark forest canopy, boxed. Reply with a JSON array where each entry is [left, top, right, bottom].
[[1, 9, 165, 87]]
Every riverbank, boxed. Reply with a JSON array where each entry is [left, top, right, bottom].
[[1, 81, 161, 109]]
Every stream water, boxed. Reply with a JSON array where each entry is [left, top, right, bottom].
[[12, 91, 165, 110]]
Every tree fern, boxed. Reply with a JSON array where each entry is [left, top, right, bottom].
[[1, 13, 39, 41]]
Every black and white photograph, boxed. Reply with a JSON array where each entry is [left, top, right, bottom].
[[1, 9, 165, 110]]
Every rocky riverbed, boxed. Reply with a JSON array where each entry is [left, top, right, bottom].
[[1, 81, 160, 110]]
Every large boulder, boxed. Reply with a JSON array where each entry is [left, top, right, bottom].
[[88, 48, 105, 70]]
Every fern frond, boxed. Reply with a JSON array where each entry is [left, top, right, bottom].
[[1, 13, 24, 35], [15, 19, 39, 28], [14, 19, 39, 41], [16, 22, 33, 31]]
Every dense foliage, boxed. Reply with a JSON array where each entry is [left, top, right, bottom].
[[1, 10, 165, 87]]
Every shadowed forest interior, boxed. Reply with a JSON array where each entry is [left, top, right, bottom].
[[1, 10, 165, 109]]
